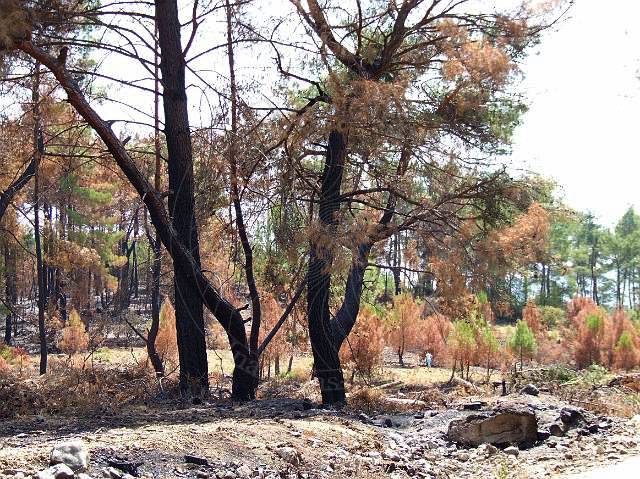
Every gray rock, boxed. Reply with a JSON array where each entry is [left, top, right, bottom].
[[104, 468, 122, 479], [560, 406, 584, 425], [33, 464, 75, 479], [382, 449, 401, 461], [447, 407, 538, 447], [275, 447, 302, 466], [50, 441, 89, 472], [478, 443, 499, 456], [549, 422, 567, 437], [236, 465, 252, 477], [521, 384, 539, 396], [503, 446, 520, 457]]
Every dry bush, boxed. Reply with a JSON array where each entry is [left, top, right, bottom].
[[58, 308, 89, 356], [340, 305, 385, 382], [0, 360, 156, 419], [0, 344, 31, 376], [259, 292, 288, 378], [418, 314, 451, 366], [347, 387, 387, 414], [156, 298, 178, 369], [566, 296, 595, 322], [568, 300, 607, 369], [608, 309, 640, 371], [537, 329, 572, 365], [0, 355, 10, 377], [522, 300, 543, 336], [386, 293, 423, 365], [614, 331, 640, 371]]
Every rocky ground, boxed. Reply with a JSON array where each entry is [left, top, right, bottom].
[[1, 385, 639, 479]]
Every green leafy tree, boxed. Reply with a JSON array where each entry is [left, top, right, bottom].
[[508, 320, 537, 371]]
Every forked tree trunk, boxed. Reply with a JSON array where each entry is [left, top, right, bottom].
[[307, 130, 347, 405], [224, 0, 259, 398]]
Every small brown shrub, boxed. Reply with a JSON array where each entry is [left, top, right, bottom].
[[58, 308, 89, 356], [340, 305, 385, 381], [156, 298, 178, 369]]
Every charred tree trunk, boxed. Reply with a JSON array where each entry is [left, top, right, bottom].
[[17, 38, 258, 401], [146, 33, 164, 378], [225, 0, 259, 398], [0, 159, 36, 222], [307, 130, 347, 406], [392, 233, 401, 295], [32, 63, 47, 374], [155, 0, 208, 397], [3, 237, 17, 345]]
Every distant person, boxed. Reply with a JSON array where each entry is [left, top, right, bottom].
[[425, 352, 433, 368]]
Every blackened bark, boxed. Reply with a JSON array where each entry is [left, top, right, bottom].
[[392, 233, 401, 295], [226, 0, 261, 370], [332, 243, 372, 345], [307, 130, 347, 405], [146, 37, 164, 378], [155, 0, 207, 397], [17, 39, 257, 401], [0, 158, 36, 222], [147, 236, 164, 376], [35, 174, 47, 374], [3, 239, 17, 345], [32, 63, 47, 375], [590, 239, 599, 306]]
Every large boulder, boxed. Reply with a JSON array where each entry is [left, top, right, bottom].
[[447, 407, 538, 447], [50, 441, 89, 472]]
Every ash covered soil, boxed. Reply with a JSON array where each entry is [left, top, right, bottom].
[[1, 389, 639, 479]]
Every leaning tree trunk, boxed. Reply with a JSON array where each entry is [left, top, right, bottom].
[[307, 130, 347, 405], [15, 38, 258, 402], [155, 0, 208, 397]]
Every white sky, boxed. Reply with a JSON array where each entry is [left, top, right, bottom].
[[91, 0, 640, 227], [508, 0, 640, 226]]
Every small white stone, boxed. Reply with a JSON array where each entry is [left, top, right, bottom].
[[503, 446, 520, 457], [50, 441, 89, 472], [33, 464, 74, 479]]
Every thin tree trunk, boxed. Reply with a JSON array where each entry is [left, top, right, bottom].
[[392, 233, 401, 295], [32, 63, 47, 374], [616, 262, 621, 307], [226, 0, 259, 394], [287, 355, 293, 374], [146, 28, 164, 378], [449, 357, 457, 382], [3, 237, 17, 345]]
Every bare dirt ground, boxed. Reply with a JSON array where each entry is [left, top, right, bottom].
[[1, 350, 639, 479], [1, 392, 639, 478]]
